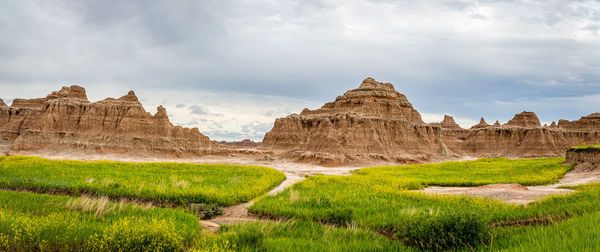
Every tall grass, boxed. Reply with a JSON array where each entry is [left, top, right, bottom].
[[197, 220, 415, 251], [0, 190, 202, 251], [479, 212, 600, 251], [0, 156, 286, 206]]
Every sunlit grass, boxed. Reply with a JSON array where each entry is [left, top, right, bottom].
[[0, 190, 202, 251], [0, 156, 286, 206], [250, 157, 585, 249]]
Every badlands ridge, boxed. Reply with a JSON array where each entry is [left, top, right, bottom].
[[1, 78, 599, 166]]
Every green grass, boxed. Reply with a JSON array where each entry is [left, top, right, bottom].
[[356, 157, 570, 187], [250, 157, 584, 249], [570, 143, 600, 150], [479, 212, 600, 251], [0, 190, 203, 251], [198, 220, 415, 251], [0, 156, 286, 206]]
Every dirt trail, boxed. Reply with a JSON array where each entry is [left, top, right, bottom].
[[421, 170, 600, 205], [200, 166, 358, 232]]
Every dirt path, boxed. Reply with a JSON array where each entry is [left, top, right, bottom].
[[200, 167, 356, 232], [420, 170, 600, 205]]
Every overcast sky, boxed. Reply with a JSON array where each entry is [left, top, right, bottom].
[[1, 0, 599, 141]]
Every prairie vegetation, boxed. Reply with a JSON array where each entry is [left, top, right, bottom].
[[0, 190, 202, 251], [3, 156, 600, 251], [0, 156, 285, 206], [250, 157, 586, 249]]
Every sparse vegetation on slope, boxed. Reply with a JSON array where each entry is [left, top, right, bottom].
[[0, 190, 202, 251], [570, 143, 600, 150], [0, 156, 285, 206]]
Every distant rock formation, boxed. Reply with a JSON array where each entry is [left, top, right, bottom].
[[261, 78, 600, 165], [220, 139, 260, 148], [440, 115, 462, 129], [504, 111, 541, 128], [0, 85, 217, 156], [558, 113, 600, 132], [471, 118, 490, 129]]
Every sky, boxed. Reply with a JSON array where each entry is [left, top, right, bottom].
[[1, 0, 599, 141]]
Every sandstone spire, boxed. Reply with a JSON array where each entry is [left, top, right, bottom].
[[440, 115, 462, 129], [0, 99, 6, 108], [471, 117, 490, 129]]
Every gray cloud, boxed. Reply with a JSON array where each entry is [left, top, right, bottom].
[[189, 105, 209, 116], [1, 0, 599, 141]]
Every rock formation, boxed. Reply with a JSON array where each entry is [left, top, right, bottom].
[[440, 115, 462, 129], [471, 118, 490, 129], [0, 85, 217, 156], [558, 113, 600, 131], [504, 111, 541, 128], [261, 78, 600, 165], [261, 78, 442, 165], [565, 147, 600, 171]]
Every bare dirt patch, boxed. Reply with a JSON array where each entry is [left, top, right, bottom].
[[421, 170, 600, 205]]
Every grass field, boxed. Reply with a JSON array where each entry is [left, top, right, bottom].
[[250, 157, 584, 249], [480, 211, 600, 251], [199, 221, 415, 251], [3, 156, 599, 251], [356, 157, 570, 187], [0, 156, 286, 206], [0, 190, 202, 251]]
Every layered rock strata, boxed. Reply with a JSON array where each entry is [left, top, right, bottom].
[[261, 78, 600, 165], [0, 86, 217, 156], [565, 147, 600, 171]]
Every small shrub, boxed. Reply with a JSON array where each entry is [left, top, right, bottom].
[[393, 207, 491, 250], [189, 203, 224, 220]]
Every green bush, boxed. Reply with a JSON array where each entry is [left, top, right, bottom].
[[393, 207, 491, 250], [188, 203, 224, 220]]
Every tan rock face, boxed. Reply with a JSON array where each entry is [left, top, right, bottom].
[[261, 78, 440, 165], [261, 78, 600, 165], [300, 77, 424, 123], [559, 113, 600, 131], [504, 111, 541, 128], [0, 86, 216, 156], [565, 148, 600, 171]]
